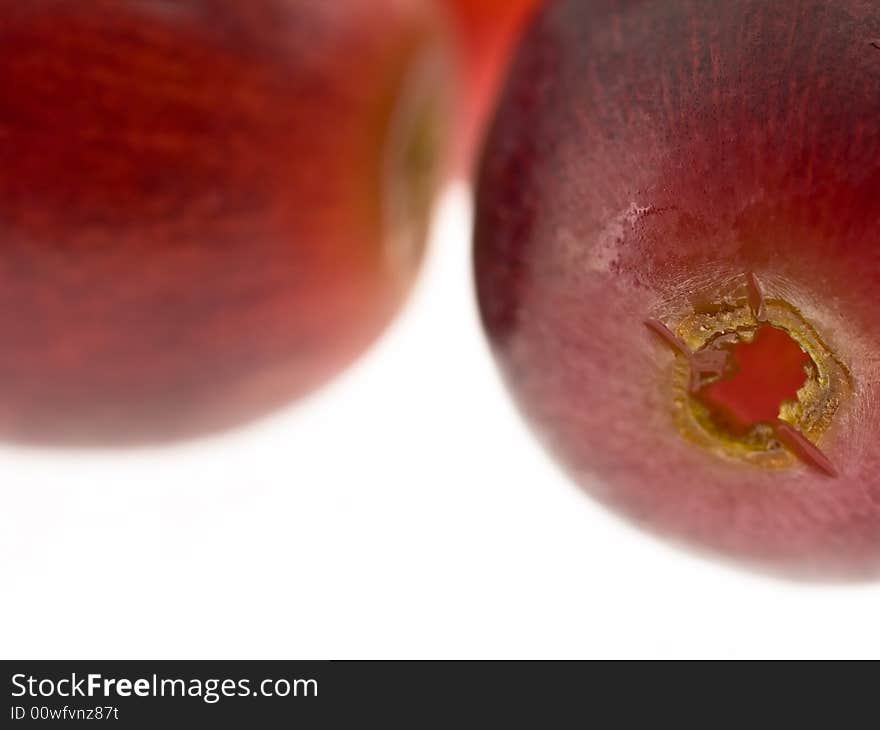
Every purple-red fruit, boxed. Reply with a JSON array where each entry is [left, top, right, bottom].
[[440, 0, 538, 172], [0, 0, 449, 443], [475, 0, 880, 577]]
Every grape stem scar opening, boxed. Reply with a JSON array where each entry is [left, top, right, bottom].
[[645, 273, 838, 477]]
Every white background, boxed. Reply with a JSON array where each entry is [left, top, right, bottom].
[[3, 185, 880, 660]]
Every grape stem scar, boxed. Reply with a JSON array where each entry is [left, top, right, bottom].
[[645, 273, 838, 477]]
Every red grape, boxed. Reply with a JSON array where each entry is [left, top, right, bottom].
[[475, 0, 880, 577], [0, 0, 450, 443]]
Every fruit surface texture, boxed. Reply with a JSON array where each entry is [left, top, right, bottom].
[[475, 0, 880, 577], [0, 0, 448, 443]]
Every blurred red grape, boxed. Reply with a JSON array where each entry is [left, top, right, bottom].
[[0, 0, 451, 444]]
